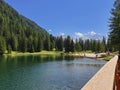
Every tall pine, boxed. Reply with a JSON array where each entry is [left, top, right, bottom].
[[109, 0, 120, 54], [0, 36, 6, 55]]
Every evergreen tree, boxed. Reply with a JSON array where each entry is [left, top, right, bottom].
[[71, 39, 75, 52], [44, 35, 50, 51], [75, 39, 82, 52], [27, 36, 34, 53], [56, 36, 64, 51], [0, 36, 6, 55], [109, 1, 120, 54], [64, 36, 71, 52], [33, 37, 38, 52], [11, 35, 18, 51], [8, 45, 12, 54], [64, 36, 75, 52], [100, 37, 106, 52], [84, 39, 90, 51], [50, 35, 56, 50], [79, 39, 84, 51], [96, 40, 100, 53], [107, 38, 112, 52], [92, 40, 97, 52], [22, 37, 27, 52], [37, 37, 43, 52]]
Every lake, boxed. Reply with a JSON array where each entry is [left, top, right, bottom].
[[0, 55, 107, 90]]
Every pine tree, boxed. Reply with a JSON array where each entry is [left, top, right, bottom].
[[79, 39, 84, 51], [56, 36, 64, 51], [107, 38, 112, 52], [11, 35, 18, 51], [71, 39, 75, 52], [0, 36, 6, 55], [8, 45, 12, 54], [44, 35, 50, 51], [33, 37, 38, 52], [22, 37, 27, 52], [50, 35, 56, 50], [64, 36, 71, 52], [37, 37, 43, 52], [75, 39, 82, 52], [100, 37, 106, 52], [92, 40, 98, 52], [109, 1, 120, 54], [28, 36, 34, 53]]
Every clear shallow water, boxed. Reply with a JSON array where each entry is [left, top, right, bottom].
[[0, 55, 107, 90]]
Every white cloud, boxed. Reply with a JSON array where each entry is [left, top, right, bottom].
[[75, 32, 84, 37], [75, 31, 104, 40], [60, 32, 65, 36], [48, 29, 52, 32], [89, 31, 96, 36]]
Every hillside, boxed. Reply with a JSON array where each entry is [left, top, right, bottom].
[[0, 0, 49, 54]]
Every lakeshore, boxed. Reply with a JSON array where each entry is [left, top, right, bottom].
[[67, 52, 114, 61], [3, 51, 63, 57], [3, 51, 114, 61]]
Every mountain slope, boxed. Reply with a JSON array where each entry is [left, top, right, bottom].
[[0, 0, 49, 54], [0, 0, 48, 35]]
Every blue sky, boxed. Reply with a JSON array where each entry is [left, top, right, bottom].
[[5, 0, 114, 38]]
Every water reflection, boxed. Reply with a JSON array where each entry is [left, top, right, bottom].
[[0, 55, 107, 90], [0, 55, 77, 65]]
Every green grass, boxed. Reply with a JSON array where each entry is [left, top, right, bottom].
[[3, 50, 115, 61], [74, 50, 92, 54], [4, 50, 64, 56], [101, 55, 113, 61]]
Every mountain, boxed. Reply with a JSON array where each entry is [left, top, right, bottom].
[[0, 0, 50, 54], [0, 0, 48, 35]]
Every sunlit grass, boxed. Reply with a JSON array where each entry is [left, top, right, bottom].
[[101, 55, 113, 61], [4, 50, 63, 56]]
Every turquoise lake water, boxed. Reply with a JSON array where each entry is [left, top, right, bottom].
[[0, 55, 107, 90]]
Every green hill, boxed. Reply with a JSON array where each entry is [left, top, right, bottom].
[[0, 0, 49, 54]]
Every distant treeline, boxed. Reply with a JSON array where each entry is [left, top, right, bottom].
[[0, 30, 112, 55]]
